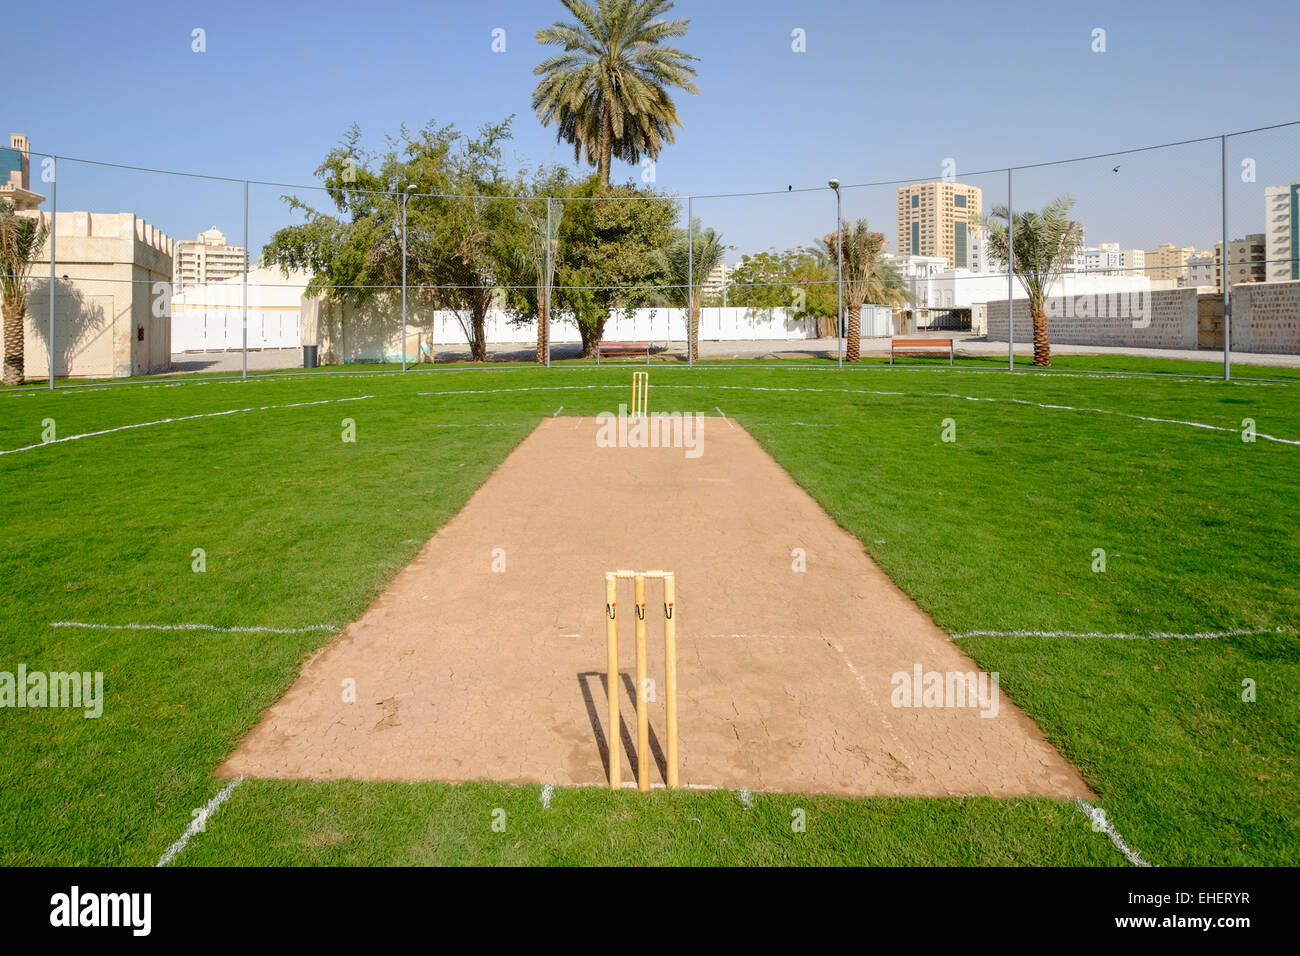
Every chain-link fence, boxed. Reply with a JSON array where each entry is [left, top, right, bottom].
[[6, 120, 1298, 386]]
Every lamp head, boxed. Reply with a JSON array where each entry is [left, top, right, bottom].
[[828, 178, 840, 192]]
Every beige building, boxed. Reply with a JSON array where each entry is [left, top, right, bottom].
[[174, 226, 247, 291], [1143, 243, 1203, 284], [23, 212, 174, 378], [1, 133, 45, 211], [1214, 234, 1267, 290], [896, 182, 983, 269]]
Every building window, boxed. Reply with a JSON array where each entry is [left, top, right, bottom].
[[911, 195, 919, 208], [954, 195, 967, 208]]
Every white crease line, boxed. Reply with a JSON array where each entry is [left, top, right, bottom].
[[653, 383, 1300, 447], [716, 407, 734, 428], [0, 395, 376, 456], [951, 628, 1289, 640], [156, 777, 243, 867], [52, 621, 337, 634], [1075, 799, 1154, 867], [553, 406, 563, 416]]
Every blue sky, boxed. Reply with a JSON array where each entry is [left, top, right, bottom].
[[7, 0, 1298, 262]]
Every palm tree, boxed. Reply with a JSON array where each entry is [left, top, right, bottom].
[[1, 201, 49, 387], [533, 0, 699, 189], [822, 219, 886, 362], [985, 194, 1084, 366], [667, 219, 723, 361]]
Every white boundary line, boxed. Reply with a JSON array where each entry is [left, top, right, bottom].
[[8, 377, 1296, 458], [1075, 798, 1154, 867], [156, 777, 243, 867], [51, 621, 337, 634], [651, 383, 1300, 447], [951, 627, 1289, 640], [0, 395, 375, 457]]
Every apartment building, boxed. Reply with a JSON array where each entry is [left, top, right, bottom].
[[896, 182, 983, 269], [173, 227, 248, 292], [701, 261, 733, 299], [1143, 243, 1200, 284], [1214, 234, 1267, 290], [1264, 184, 1299, 282]]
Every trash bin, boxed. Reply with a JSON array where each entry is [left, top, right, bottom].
[[303, 345, 318, 369]]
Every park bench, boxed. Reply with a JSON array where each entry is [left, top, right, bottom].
[[597, 342, 651, 361], [890, 337, 954, 365]]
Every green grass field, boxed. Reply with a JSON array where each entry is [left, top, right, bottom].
[[1, 356, 1297, 866]]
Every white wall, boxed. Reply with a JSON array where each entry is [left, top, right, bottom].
[[174, 302, 832, 352]]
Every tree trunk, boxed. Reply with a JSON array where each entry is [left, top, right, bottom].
[[535, 289, 548, 363], [1031, 305, 1051, 366], [580, 317, 604, 358], [597, 111, 612, 189], [689, 302, 700, 362], [470, 306, 489, 362], [2, 302, 24, 387], [846, 303, 861, 362]]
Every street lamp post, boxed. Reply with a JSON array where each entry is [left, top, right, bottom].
[[829, 179, 842, 368], [401, 183, 417, 371]]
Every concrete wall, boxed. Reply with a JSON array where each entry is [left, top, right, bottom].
[[21, 212, 173, 378], [986, 281, 1300, 354]]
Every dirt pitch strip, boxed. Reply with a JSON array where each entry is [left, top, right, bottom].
[[221, 415, 1090, 799]]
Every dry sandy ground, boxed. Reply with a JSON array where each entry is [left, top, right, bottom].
[[220, 415, 1090, 798]]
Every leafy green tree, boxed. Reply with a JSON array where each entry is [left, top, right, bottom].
[[728, 247, 836, 325], [985, 194, 1085, 366], [264, 119, 526, 362], [822, 219, 887, 362], [533, 0, 699, 188], [1, 200, 49, 386], [550, 175, 677, 356]]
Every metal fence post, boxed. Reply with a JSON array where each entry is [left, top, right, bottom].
[[545, 197, 552, 368], [687, 196, 693, 367], [242, 180, 248, 381], [401, 190, 408, 373], [1007, 167, 1014, 371], [48, 157, 57, 389], [1221, 135, 1231, 381]]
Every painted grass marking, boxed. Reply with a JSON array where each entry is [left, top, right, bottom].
[[951, 628, 1289, 640], [716, 407, 734, 428], [651, 383, 1300, 447], [156, 777, 243, 867], [1075, 799, 1153, 867], [540, 784, 554, 809], [51, 621, 337, 635], [0, 395, 377, 456], [553, 405, 563, 416]]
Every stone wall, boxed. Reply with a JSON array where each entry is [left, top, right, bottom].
[[987, 287, 1197, 351], [1228, 280, 1300, 354]]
